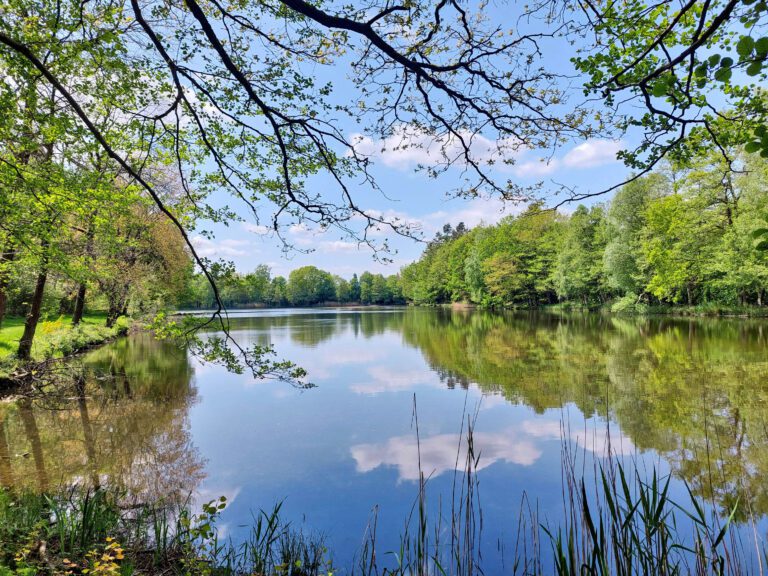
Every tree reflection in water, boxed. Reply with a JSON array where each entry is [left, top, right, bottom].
[[0, 332, 205, 503], [1, 308, 767, 525]]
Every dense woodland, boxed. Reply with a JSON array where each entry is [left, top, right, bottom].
[[401, 154, 768, 311], [179, 266, 405, 308]]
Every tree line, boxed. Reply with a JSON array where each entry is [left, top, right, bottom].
[[401, 153, 768, 311], [179, 266, 405, 309]]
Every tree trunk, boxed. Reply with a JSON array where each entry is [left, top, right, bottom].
[[73, 215, 95, 326], [17, 246, 49, 361], [0, 249, 16, 329], [72, 283, 87, 325]]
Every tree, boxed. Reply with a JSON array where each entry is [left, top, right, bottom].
[[604, 175, 667, 296], [333, 276, 352, 303], [554, 205, 608, 305], [269, 277, 288, 307], [349, 274, 361, 303], [359, 272, 374, 305], [570, 0, 768, 194], [245, 265, 272, 304], [287, 267, 335, 306], [642, 194, 714, 304]]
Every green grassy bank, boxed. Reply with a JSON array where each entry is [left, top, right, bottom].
[[0, 314, 130, 379]]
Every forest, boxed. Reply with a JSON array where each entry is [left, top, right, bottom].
[[179, 266, 405, 308], [401, 154, 768, 312]]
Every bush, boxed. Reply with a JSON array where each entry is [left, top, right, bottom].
[[114, 316, 131, 336], [610, 294, 648, 314]]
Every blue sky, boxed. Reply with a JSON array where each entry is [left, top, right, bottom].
[[191, 139, 631, 278], [187, 2, 635, 279]]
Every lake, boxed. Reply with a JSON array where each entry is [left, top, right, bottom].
[[2, 307, 768, 572]]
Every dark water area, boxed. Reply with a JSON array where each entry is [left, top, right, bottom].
[[2, 307, 768, 572]]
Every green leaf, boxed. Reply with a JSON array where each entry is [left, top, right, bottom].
[[708, 54, 721, 66], [714, 67, 732, 82], [747, 61, 763, 76], [745, 141, 762, 153], [651, 82, 667, 97], [720, 56, 734, 68], [757, 37, 768, 55], [737, 36, 755, 57]]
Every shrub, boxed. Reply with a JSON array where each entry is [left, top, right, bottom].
[[611, 294, 648, 314]]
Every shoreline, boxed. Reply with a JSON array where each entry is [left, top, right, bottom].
[[0, 319, 139, 392], [173, 301, 768, 319]]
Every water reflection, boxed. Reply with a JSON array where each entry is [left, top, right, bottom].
[[351, 420, 636, 482], [0, 333, 204, 502], [221, 308, 768, 520], [2, 307, 768, 545]]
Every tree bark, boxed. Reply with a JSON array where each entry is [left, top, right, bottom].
[[72, 214, 95, 326], [17, 244, 49, 361], [72, 283, 87, 325]]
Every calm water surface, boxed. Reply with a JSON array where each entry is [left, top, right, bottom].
[[2, 307, 768, 571]]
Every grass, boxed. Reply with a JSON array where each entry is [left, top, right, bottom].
[[0, 314, 130, 380], [0, 489, 332, 576], [0, 314, 114, 359], [0, 447, 756, 576]]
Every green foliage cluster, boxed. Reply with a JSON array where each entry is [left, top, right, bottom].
[[179, 267, 405, 309], [402, 154, 768, 311]]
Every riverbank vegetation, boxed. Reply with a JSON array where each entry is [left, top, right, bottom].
[[400, 154, 768, 313], [0, 445, 754, 575]]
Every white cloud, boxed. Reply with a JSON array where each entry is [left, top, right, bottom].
[[350, 365, 439, 394], [191, 235, 252, 258], [243, 223, 271, 235], [562, 139, 622, 169], [348, 125, 523, 172], [320, 240, 359, 253], [347, 125, 623, 179], [513, 159, 559, 177], [423, 197, 519, 230]]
